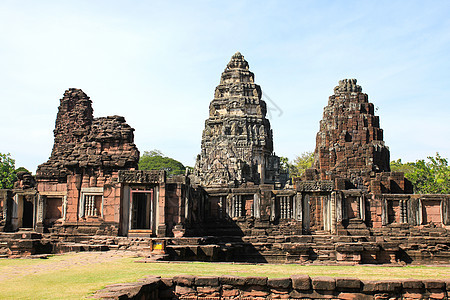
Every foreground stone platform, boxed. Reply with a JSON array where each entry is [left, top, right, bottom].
[[92, 275, 450, 299], [1, 229, 449, 265]]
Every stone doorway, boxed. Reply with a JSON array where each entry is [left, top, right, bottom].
[[22, 196, 34, 228], [130, 190, 155, 234]]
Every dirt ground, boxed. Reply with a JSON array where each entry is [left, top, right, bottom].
[[0, 251, 137, 282]]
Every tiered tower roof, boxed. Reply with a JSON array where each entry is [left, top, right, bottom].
[[194, 52, 281, 186], [313, 79, 390, 188]]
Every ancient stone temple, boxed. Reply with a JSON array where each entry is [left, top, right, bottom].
[[194, 52, 284, 187], [0, 55, 449, 265], [313, 79, 390, 189]]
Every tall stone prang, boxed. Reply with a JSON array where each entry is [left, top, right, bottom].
[[313, 79, 390, 188], [36, 88, 139, 179], [194, 52, 283, 187]]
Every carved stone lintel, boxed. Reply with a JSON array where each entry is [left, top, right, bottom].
[[118, 170, 165, 184], [296, 180, 333, 192]]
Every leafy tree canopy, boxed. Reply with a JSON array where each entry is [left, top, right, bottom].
[[288, 151, 314, 179], [0, 153, 17, 189], [390, 153, 450, 194], [138, 149, 186, 177], [15, 166, 30, 173]]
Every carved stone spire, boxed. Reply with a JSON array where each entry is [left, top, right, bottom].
[[313, 79, 390, 188], [194, 52, 282, 187]]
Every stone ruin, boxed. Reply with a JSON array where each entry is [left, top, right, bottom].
[[313, 79, 390, 188], [194, 52, 286, 187], [36, 88, 139, 180], [0, 53, 449, 266]]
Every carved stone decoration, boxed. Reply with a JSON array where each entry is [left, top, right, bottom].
[[194, 52, 283, 187], [313, 79, 390, 187], [296, 180, 334, 192], [118, 170, 165, 184]]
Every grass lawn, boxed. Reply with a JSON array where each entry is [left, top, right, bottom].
[[0, 252, 448, 299]]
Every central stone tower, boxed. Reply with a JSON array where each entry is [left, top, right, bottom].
[[194, 52, 283, 187]]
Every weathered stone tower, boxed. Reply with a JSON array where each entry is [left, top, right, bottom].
[[194, 52, 283, 187], [313, 79, 390, 189], [36, 88, 139, 180]]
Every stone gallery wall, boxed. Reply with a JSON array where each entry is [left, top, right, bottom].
[[93, 275, 450, 300]]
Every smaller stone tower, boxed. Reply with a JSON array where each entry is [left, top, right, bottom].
[[313, 79, 390, 188]]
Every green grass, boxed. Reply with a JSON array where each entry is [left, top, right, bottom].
[[0, 253, 448, 299]]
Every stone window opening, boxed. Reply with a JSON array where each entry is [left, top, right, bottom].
[[275, 196, 293, 220], [79, 187, 104, 219], [231, 195, 243, 218]]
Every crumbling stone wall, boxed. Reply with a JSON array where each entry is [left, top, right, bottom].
[[194, 52, 284, 187]]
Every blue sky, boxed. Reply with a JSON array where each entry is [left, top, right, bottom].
[[1, 0, 449, 172]]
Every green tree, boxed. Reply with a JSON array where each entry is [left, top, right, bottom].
[[289, 151, 314, 178], [15, 166, 30, 174], [0, 153, 17, 189], [390, 153, 450, 194], [138, 149, 186, 177]]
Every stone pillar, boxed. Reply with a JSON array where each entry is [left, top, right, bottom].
[[407, 197, 420, 226], [35, 194, 45, 233], [360, 194, 366, 221], [356, 196, 361, 219], [442, 197, 450, 225], [335, 191, 343, 223], [330, 192, 337, 234], [418, 198, 423, 225], [295, 193, 302, 222], [157, 183, 167, 237], [253, 193, 260, 219], [303, 193, 310, 233], [400, 199, 407, 223], [381, 197, 388, 226], [323, 195, 329, 231]]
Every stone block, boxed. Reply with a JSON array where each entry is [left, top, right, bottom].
[[245, 276, 268, 286], [291, 274, 311, 290], [336, 277, 362, 290], [173, 275, 195, 286], [423, 280, 445, 289], [242, 286, 269, 298], [197, 285, 220, 297], [222, 287, 240, 297], [402, 279, 424, 289], [312, 276, 336, 290], [375, 280, 402, 292], [267, 277, 291, 289], [337, 292, 372, 300], [195, 276, 219, 286], [362, 281, 376, 292], [290, 289, 336, 299], [174, 284, 196, 296], [219, 275, 246, 286]]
